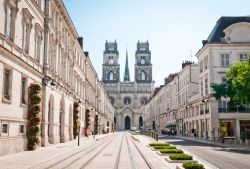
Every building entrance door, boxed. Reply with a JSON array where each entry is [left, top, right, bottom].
[[125, 116, 131, 130]]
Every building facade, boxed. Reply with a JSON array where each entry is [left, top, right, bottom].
[[0, 0, 114, 156], [142, 16, 250, 143], [102, 40, 154, 130]]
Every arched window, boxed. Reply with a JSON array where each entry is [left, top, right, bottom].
[[109, 96, 115, 105], [141, 57, 145, 64], [124, 97, 131, 105], [109, 71, 113, 80], [141, 70, 146, 81], [139, 116, 143, 128], [141, 97, 147, 104], [109, 56, 114, 64]]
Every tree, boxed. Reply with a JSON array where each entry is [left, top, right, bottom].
[[227, 56, 250, 104], [211, 56, 250, 112]]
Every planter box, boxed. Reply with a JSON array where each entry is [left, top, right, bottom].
[[151, 147, 160, 151], [176, 164, 205, 169], [156, 152, 183, 156], [165, 156, 198, 163]]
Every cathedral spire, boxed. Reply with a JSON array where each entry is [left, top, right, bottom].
[[124, 46, 130, 82]]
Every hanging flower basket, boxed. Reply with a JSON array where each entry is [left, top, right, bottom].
[[27, 84, 41, 150]]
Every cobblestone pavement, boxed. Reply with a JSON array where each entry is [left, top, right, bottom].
[[160, 135, 250, 169], [0, 132, 171, 169]]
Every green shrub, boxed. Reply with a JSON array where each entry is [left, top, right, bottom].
[[149, 143, 169, 146], [160, 149, 183, 154], [153, 146, 176, 149], [183, 162, 204, 169], [169, 154, 193, 160]]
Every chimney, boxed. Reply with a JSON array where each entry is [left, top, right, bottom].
[[84, 51, 89, 57], [77, 37, 83, 49], [182, 60, 193, 69]]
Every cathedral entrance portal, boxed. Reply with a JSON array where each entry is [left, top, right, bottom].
[[125, 116, 131, 130]]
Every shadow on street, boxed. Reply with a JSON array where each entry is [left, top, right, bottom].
[[159, 135, 250, 154]]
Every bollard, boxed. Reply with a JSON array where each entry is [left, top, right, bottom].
[[156, 132, 158, 142]]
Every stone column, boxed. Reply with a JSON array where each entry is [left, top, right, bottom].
[[236, 119, 240, 142]]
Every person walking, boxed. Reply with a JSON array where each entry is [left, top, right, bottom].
[[191, 128, 195, 139]]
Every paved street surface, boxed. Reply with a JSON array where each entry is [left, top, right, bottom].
[[0, 132, 170, 169], [160, 135, 250, 169]]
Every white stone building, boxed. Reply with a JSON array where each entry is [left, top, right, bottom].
[[0, 0, 114, 156], [142, 16, 250, 143]]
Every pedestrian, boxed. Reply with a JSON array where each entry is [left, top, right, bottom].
[[191, 128, 195, 139], [171, 130, 174, 136], [220, 132, 225, 143]]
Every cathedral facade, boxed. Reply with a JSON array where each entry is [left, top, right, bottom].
[[102, 40, 154, 130]]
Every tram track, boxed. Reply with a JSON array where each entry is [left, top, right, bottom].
[[29, 133, 117, 169], [126, 133, 153, 169], [77, 133, 123, 169]]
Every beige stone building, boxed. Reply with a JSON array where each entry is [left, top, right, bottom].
[[102, 41, 154, 131], [142, 17, 250, 143], [0, 0, 114, 156]]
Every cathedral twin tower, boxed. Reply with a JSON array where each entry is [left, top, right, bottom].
[[102, 40, 154, 130], [102, 40, 152, 84]]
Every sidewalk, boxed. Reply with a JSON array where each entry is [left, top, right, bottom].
[[0, 133, 112, 169], [163, 135, 250, 151]]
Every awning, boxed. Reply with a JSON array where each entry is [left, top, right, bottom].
[[165, 124, 176, 128]]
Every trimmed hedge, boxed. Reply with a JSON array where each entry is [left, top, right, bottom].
[[160, 149, 183, 154], [169, 154, 193, 160], [183, 162, 204, 169], [149, 143, 170, 146], [154, 146, 176, 149]]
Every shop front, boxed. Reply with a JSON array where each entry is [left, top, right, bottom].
[[220, 119, 236, 137], [240, 120, 250, 143]]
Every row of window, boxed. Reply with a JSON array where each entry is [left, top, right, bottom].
[[109, 96, 148, 105], [0, 123, 25, 136], [3, 68, 28, 104], [5, 4, 43, 63], [200, 78, 208, 97], [199, 53, 249, 72]]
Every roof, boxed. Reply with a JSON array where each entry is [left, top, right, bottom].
[[206, 16, 250, 43]]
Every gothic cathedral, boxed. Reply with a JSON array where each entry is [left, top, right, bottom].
[[102, 40, 154, 130]]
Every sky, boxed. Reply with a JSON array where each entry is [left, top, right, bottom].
[[63, 0, 250, 87]]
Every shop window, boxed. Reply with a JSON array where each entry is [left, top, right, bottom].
[[220, 120, 235, 137]]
